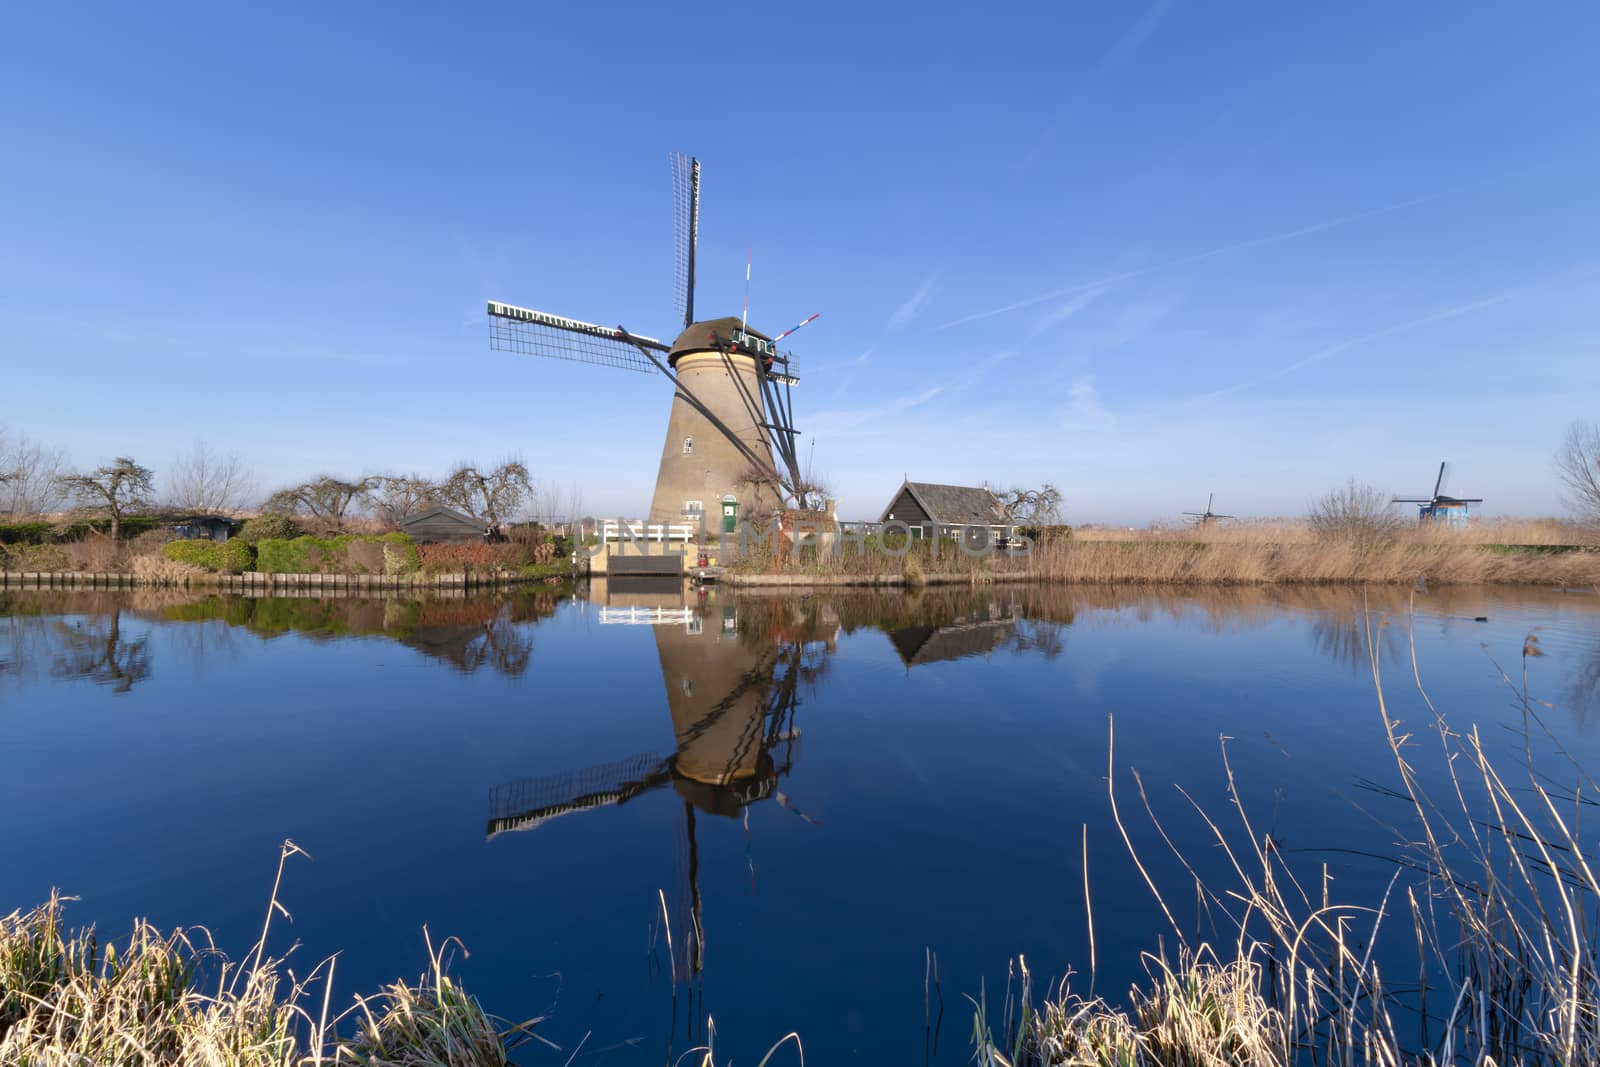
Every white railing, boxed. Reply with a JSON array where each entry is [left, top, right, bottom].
[[600, 520, 696, 543], [597, 606, 698, 627]]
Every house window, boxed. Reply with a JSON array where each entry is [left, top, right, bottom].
[[682, 436, 693, 454], [684, 500, 703, 514]]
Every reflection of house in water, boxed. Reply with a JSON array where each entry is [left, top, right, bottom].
[[487, 579, 836, 986], [884, 598, 1019, 668], [888, 611, 1017, 667]]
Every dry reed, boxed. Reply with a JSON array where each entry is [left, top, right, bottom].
[[974, 595, 1600, 1065], [0, 842, 545, 1066]]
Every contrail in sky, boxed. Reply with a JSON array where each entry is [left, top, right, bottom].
[[1196, 260, 1598, 401], [1195, 290, 1522, 402], [937, 189, 1446, 330]]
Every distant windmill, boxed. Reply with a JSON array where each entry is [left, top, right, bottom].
[[1392, 462, 1482, 526], [1182, 493, 1234, 527], [487, 153, 817, 529]]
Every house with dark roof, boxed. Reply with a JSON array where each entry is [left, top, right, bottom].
[[168, 515, 240, 542], [402, 505, 488, 544], [878, 480, 1012, 542]]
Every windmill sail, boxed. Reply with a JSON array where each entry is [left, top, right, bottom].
[[670, 152, 699, 328], [487, 302, 664, 373], [487, 750, 671, 837]]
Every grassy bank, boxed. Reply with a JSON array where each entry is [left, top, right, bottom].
[[729, 522, 1600, 586]]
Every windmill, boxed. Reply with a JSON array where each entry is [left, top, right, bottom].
[[1182, 493, 1234, 526], [1392, 462, 1482, 526], [487, 153, 815, 530]]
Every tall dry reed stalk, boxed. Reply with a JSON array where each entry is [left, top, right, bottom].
[[974, 594, 1600, 1065], [0, 842, 556, 1066], [1, 844, 799, 1066]]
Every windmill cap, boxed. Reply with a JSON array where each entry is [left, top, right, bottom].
[[670, 316, 772, 359]]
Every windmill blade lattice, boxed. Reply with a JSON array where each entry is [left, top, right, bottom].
[[488, 302, 662, 373], [670, 152, 699, 328], [487, 750, 672, 838]]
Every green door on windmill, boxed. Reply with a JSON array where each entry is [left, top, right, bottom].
[[722, 500, 738, 533]]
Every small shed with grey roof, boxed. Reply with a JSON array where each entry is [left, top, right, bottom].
[[402, 505, 488, 544], [878, 480, 1011, 542]]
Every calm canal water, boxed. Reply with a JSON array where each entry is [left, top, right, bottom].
[[4, 580, 1600, 1061]]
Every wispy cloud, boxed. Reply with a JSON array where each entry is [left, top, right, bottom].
[[1062, 377, 1114, 428], [889, 274, 939, 329], [1018, 0, 1172, 173], [1194, 273, 1581, 400], [809, 385, 945, 429], [1029, 285, 1111, 337], [938, 189, 1448, 330]]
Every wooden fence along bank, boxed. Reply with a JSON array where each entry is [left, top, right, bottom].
[[0, 571, 561, 591]]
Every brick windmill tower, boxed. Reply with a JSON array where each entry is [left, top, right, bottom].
[[487, 154, 814, 532]]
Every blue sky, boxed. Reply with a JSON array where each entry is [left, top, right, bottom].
[[3, 3, 1598, 523]]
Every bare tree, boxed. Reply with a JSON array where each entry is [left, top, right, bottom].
[[1000, 483, 1064, 526], [1556, 420, 1600, 522], [263, 475, 376, 531], [440, 459, 533, 530], [0, 426, 67, 517], [1308, 479, 1404, 548], [57, 457, 155, 542], [365, 473, 439, 529], [166, 441, 256, 514]]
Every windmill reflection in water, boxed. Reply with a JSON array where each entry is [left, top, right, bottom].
[[484, 586, 835, 1020]]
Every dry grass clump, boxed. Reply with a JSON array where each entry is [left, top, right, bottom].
[[0, 892, 298, 1066], [131, 553, 207, 586], [341, 933, 522, 1067], [0, 844, 539, 1067], [977, 600, 1600, 1065]]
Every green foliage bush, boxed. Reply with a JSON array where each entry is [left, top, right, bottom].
[[237, 514, 302, 544], [0, 522, 52, 546], [254, 533, 418, 575], [54, 516, 163, 541], [5, 543, 73, 571], [1017, 524, 1073, 544], [161, 538, 254, 572]]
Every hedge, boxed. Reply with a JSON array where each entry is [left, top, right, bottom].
[[0, 522, 53, 546], [255, 533, 419, 575], [162, 538, 255, 572]]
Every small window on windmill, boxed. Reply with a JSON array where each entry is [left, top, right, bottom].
[[685, 499, 703, 515], [682, 436, 693, 455]]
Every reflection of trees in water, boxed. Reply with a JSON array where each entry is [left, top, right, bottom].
[[157, 591, 562, 678], [1564, 636, 1600, 727], [1311, 607, 1405, 675], [1, 588, 569, 686], [0, 595, 155, 694], [49, 610, 152, 693], [418, 603, 533, 677]]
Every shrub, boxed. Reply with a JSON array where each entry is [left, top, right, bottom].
[[418, 542, 524, 572], [1308, 480, 1405, 549], [254, 533, 417, 574], [133, 554, 205, 586], [237, 513, 302, 545], [52, 516, 163, 542], [1018, 524, 1073, 545], [162, 538, 254, 572], [0, 522, 51, 546], [3, 543, 69, 571], [64, 536, 121, 572], [381, 531, 420, 575]]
